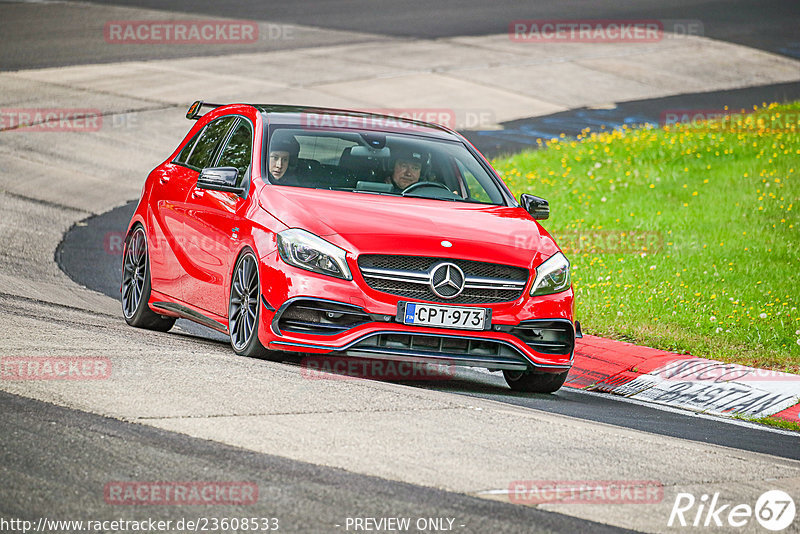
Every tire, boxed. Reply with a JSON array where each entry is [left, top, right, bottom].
[[503, 369, 568, 393], [121, 225, 176, 332], [228, 249, 270, 358]]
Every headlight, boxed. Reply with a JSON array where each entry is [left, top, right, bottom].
[[277, 229, 352, 280], [530, 252, 571, 296]]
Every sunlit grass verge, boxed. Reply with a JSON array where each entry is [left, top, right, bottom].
[[493, 102, 799, 372], [734, 414, 800, 432]]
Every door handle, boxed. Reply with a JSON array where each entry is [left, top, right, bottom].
[[192, 189, 204, 198], [159, 176, 170, 184]]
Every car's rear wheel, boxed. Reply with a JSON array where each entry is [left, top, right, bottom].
[[229, 250, 269, 357], [121, 225, 175, 332], [503, 369, 568, 393]]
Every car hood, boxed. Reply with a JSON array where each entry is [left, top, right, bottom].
[[258, 186, 559, 268]]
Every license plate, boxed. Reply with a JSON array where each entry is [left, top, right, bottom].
[[399, 302, 489, 331]]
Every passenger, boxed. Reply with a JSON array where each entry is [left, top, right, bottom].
[[386, 148, 427, 192], [268, 135, 300, 184]]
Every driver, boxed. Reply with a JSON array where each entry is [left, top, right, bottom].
[[268, 135, 300, 185], [386, 147, 427, 191]]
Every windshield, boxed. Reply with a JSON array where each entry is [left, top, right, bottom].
[[264, 127, 506, 205]]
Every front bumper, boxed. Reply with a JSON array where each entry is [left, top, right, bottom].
[[257, 252, 575, 372]]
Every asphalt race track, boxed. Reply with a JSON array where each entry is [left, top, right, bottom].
[[53, 0, 800, 61], [2, 0, 800, 532], [1, 390, 632, 534]]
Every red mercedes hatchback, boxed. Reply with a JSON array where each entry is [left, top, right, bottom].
[[122, 101, 579, 392]]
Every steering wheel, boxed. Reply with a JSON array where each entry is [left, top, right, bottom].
[[402, 181, 452, 195]]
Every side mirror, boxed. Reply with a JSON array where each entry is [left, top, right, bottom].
[[197, 167, 245, 198], [520, 194, 549, 220]]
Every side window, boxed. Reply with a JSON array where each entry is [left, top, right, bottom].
[[216, 120, 252, 180], [186, 117, 236, 170], [175, 130, 201, 164]]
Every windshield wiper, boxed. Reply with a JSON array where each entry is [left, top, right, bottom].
[[401, 193, 461, 202], [352, 190, 401, 196]]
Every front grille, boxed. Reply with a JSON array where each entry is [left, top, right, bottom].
[[510, 320, 575, 355], [276, 299, 371, 335], [358, 255, 528, 304], [346, 332, 530, 371]]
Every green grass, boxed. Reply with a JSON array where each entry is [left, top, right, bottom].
[[493, 102, 800, 372], [735, 414, 800, 432]]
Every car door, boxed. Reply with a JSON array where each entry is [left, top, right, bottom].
[[167, 115, 238, 305], [182, 116, 252, 317], [148, 129, 201, 299]]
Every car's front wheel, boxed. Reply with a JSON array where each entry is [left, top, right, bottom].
[[121, 225, 175, 332], [503, 369, 568, 393], [229, 249, 270, 358]]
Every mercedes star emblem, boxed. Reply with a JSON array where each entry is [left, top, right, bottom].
[[429, 262, 466, 299]]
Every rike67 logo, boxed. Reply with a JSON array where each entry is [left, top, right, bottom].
[[668, 490, 795, 531]]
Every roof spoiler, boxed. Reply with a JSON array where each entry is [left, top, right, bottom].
[[186, 100, 225, 120]]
